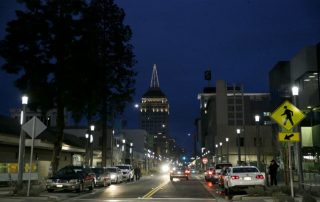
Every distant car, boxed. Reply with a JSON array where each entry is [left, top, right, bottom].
[[204, 167, 216, 182], [106, 167, 123, 184], [223, 166, 265, 195], [46, 165, 95, 193], [218, 167, 229, 188], [170, 166, 190, 181], [115, 164, 134, 181], [91, 167, 111, 187]]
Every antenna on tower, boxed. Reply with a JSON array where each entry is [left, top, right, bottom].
[[150, 64, 160, 88]]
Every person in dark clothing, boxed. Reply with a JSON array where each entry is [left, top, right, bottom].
[[134, 166, 141, 180], [269, 159, 279, 186]]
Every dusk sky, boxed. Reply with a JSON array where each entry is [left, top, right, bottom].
[[1, 0, 320, 155]]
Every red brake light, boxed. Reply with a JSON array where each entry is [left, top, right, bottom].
[[185, 170, 190, 174], [208, 171, 213, 175], [256, 175, 264, 179], [231, 175, 239, 180]]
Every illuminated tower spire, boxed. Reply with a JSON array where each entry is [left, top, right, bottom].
[[150, 64, 160, 88]]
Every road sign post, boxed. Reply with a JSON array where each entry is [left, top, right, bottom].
[[271, 100, 306, 198], [22, 116, 46, 197]]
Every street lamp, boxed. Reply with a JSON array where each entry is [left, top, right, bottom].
[[255, 115, 261, 169], [236, 128, 241, 164], [17, 95, 28, 189], [122, 139, 126, 163], [215, 144, 218, 163], [89, 125, 95, 166], [219, 142, 223, 163], [130, 142, 133, 165], [226, 137, 229, 163], [85, 133, 89, 166], [292, 85, 304, 189]]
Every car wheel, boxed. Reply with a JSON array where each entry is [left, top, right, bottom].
[[170, 177, 173, 181], [47, 189, 54, 193], [89, 180, 94, 191]]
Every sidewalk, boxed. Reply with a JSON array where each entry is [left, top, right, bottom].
[[0, 186, 58, 202]]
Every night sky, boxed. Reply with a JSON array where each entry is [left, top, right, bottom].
[[1, 0, 320, 155]]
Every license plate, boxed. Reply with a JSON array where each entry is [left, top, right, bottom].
[[56, 184, 63, 188], [244, 177, 251, 180], [177, 171, 181, 174]]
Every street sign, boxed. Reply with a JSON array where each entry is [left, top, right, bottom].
[[270, 100, 305, 130], [22, 116, 47, 138], [202, 157, 208, 164], [278, 132, 300, 142]]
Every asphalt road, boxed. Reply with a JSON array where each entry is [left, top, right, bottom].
[[50, 173, 218, 202]]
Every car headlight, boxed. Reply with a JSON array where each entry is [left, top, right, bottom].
[[110, 174, 116, 179], [69, 179, 79, 183]]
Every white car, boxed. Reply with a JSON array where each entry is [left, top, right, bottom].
[[223, 166, 265, 195], [105, 167, 123, 184], [115, 164, 134, 181]]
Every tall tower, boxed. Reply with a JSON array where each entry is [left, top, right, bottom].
[[140, 64, 170, 156]]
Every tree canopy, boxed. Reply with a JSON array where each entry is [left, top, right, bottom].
[[0, 0, 136, 172]]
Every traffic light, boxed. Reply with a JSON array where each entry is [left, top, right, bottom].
[[204, 70, 211, 81]]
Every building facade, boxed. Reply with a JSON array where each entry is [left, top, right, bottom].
[[197, 80, 274, 169], [139, 64, 170, 157]]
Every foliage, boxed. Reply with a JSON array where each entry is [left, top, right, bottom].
[[0, 0, 136, 172]]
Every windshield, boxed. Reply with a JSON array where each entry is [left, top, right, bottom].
[[232, 167, 259, 173], [106, 168, 117, 172], [116, 166, 130, 170], [215, 164, 232, 169], [92, 168, 103, 174]]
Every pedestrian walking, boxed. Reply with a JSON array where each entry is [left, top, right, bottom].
[[134, 166, 140, 181], [269, 159, 279, 186]]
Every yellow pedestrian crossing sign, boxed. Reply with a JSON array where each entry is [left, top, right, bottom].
[[278, 132, 300, 142], [270, 100, 305, 130]]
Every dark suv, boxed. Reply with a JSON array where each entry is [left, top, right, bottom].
[[46, 165, 96, 192]]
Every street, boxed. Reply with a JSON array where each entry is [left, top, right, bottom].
[[44, 173, 218, 202]]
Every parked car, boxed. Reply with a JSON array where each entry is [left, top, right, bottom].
[[105, 167, 123, 184], [91, 167, 111, 187], [115, 164, 134, 181], [170, 166, 190, 181], [223, 166, 265, 195], [46, 165, 95, 193]]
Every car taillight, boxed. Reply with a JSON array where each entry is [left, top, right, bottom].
[[208, 171, 213, 175], [231, 175, 239, 180], [256, 175, 264, 179], [185, 170, 190, 174]]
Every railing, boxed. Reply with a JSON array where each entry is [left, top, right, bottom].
[[0, 163, 38, 183]]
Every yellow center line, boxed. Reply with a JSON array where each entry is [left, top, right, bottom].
[[142, 181, 168, 198]]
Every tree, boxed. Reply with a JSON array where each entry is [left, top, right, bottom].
[[0, 0, 136, 171], [0, 0, 87, 174], [79, 0, 136, 166]]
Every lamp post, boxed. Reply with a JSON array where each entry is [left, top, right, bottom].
[[219, 142, 223, 163], [255, 115, 261, 170], [122, 139, 126, 163], [17, 95, 28, 190], [226, 137, 229, 163], [236, 128, 241, 164], [215, 144, 219, 163], [130, 142, 133, 165], [85, 133, 89, 166], [292, 86, 304, 189], [90, 125, 95, 167]]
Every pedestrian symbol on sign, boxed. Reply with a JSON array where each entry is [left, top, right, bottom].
[[281, 106, 294, 126]]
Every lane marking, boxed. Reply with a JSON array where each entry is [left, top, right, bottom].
[[142, 181, 168, 198]]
